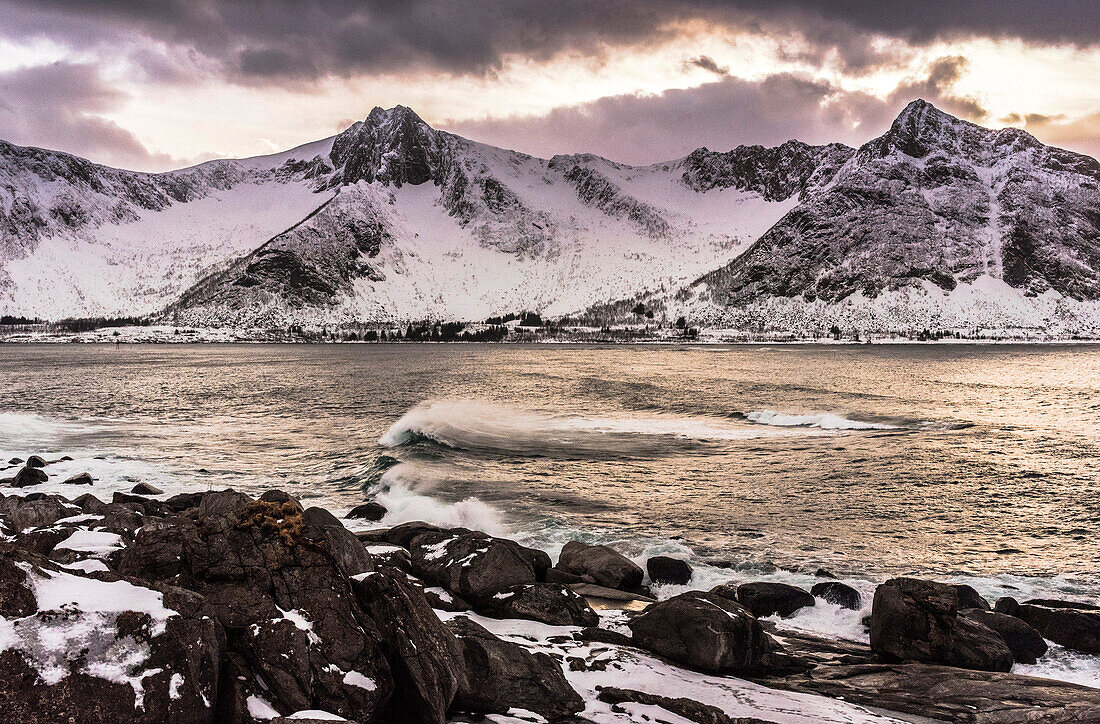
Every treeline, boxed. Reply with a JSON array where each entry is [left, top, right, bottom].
[[0, 315, 152, 331]]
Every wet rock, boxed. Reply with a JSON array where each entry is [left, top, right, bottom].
[[730, 581, 815, 618], [628, 591, 766, 674], [6, 457, 22, 465], [71, 492, 108, 513], [575, 627, 634, 647], [870, 578, 1012, 671], [346, 501, 387, 521], [647, 555, 693, 585], [814, 567, 837, 578], [11, 466, 48, 487], [596, 686, 772, 724], [555, 540, 643, 592], [62, 472, 94, 485], [361, 520, 447, 548], [996, 597, 1100, 654], [130, 482, 164, 495], [408, 530, 550, 601], [474, 583, 599, 627], [352, 566, 465, 724], [25, 455, 46, 468], [811, 581, 862, 610], [363, 543, 412, 572], [961, 608, 1047, 664], [163, 491, 205, 514], [1023, 597, 1100, 611], [954, 583, 990, 610], [0, 495, 74, 531], [448, 616, 584, 721], [772, 662, 1100, 722]]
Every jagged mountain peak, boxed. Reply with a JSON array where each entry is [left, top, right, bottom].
[[329, 105, 448, 187]]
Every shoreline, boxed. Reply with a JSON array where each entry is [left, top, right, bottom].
[[2, 453, 1100, 722]]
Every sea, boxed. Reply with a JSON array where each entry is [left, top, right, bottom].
[[2, 342, 1098, 684]]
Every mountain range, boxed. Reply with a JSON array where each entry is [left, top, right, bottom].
[[1, 100, 1098, 335]]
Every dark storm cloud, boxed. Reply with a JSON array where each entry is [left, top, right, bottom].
[[0, 62, 181, 169], [0, 1, 1095, 85]]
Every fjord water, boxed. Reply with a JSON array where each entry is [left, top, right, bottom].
[[2, 343, 1098, 596]]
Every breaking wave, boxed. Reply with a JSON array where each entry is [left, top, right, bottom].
[[744, 410, 900, 430]]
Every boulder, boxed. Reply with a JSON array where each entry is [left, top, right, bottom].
[[811, 581, 862, 610], [474, 583, 599, 627], [130, 482, 164, 495], [954, 583, 990, 610], [25, 455, 46, 468], [62, 472, 94, 485], [353, 567, 466, 724], [871, 578, 1012, 671], [555, 540, 643, 592], [11, 466, 48, 487], [996, 597, 1100, 654], [362, 521, 447, 548], [647, 555, 693, 585], [628, 591, 766, 674], [596, 687, 772, 724], [961, 608, 1047, 664], [346, 501, 387, 521], [1023, 597, 1100, 611], [6, 458, 22, 465], [408, 530, 550, 601], [71, 493, 107, 513], [448, 616, 584, 721], [0, 495, 74, 531], [731, 582, 815, 618]]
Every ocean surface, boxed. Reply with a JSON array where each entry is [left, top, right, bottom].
[[2, 343, 1099, 683]]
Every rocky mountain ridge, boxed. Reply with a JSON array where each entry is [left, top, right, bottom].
[[1, 100, 1098, 334]]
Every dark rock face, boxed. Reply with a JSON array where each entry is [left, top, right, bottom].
[[352, 566, 465, 724], [0, 495, 75, 531], [628, 591, 766, 674], [734, 582, 815, 618], [646, 556, 693, 585], [407, 529, 550, 601], [811, 581, 862, 610], [330, 106, 449, 187], [474, 583, 599, 627], [345, 501, 387, 521], [996, 597, 1100, 654], [771, 662, 1100, 722], [954, 584, 990, 611], [870, 578, 1012, 671], [62, 472, 93, 485], [559, 163, 671, 239], [117, 491, 397, 720], [555, 540, 643, 593], [961, 608, 1047, 664], [448, 616, 584, 721], [681, 140, 854, 201]]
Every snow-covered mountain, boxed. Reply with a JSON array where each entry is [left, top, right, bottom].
[[1, 100, 1098, 334]]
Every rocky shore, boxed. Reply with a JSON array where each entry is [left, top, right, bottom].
[[2, 455, 1100, 722]]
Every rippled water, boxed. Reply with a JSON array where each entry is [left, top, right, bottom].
[[2, 343, 1099, 597]]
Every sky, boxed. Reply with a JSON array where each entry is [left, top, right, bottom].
[[0, 1, 1097, 171]]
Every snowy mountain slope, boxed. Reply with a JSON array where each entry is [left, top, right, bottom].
[[0, 137, 337, 318], [607, 100, 1100, 335], [167, 106, 818, 326]]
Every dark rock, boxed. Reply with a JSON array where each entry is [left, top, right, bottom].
[[814, 567, 837, 578], [421, 585, 471, 612], [732, 582, 815, 618], [364, 521, 446, 548], [363, 543, 412, 572], [71, 492, 107, 513], [346, 501, 387, 521], [628, 591, 766, 674], [408, 530, 549, 601], [597, 686, 772, 724], [130, 482, 164, 495], [1023, 597, 1100, 611], [871, 578, 1012, 671], [770, 662, 1100, 722], [954, 583, 990, 610], [961, 608, 1048, 664], [0, 553, 37, 616], [569, 582, 655, 605], [448, 616, 584, 721], [0, 495, 74, 531], [11, 466, 48, 487], [163, 491, 205, 514], [647, 555, 693, 585], [555, 540, 643, 592], [575, 627, 634, 647], [63, 472, 94, 485], [811, 581, 862, 610], [6, 458, 22, 465], [996, 596, 1100, 654], [545, 567, 586, 584], [353, 566, 465, 724], [475, 583, 599, 627], [25, 455, 46, 468]]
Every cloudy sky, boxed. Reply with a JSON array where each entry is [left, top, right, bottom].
[[0, 0, 1097, 171]]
